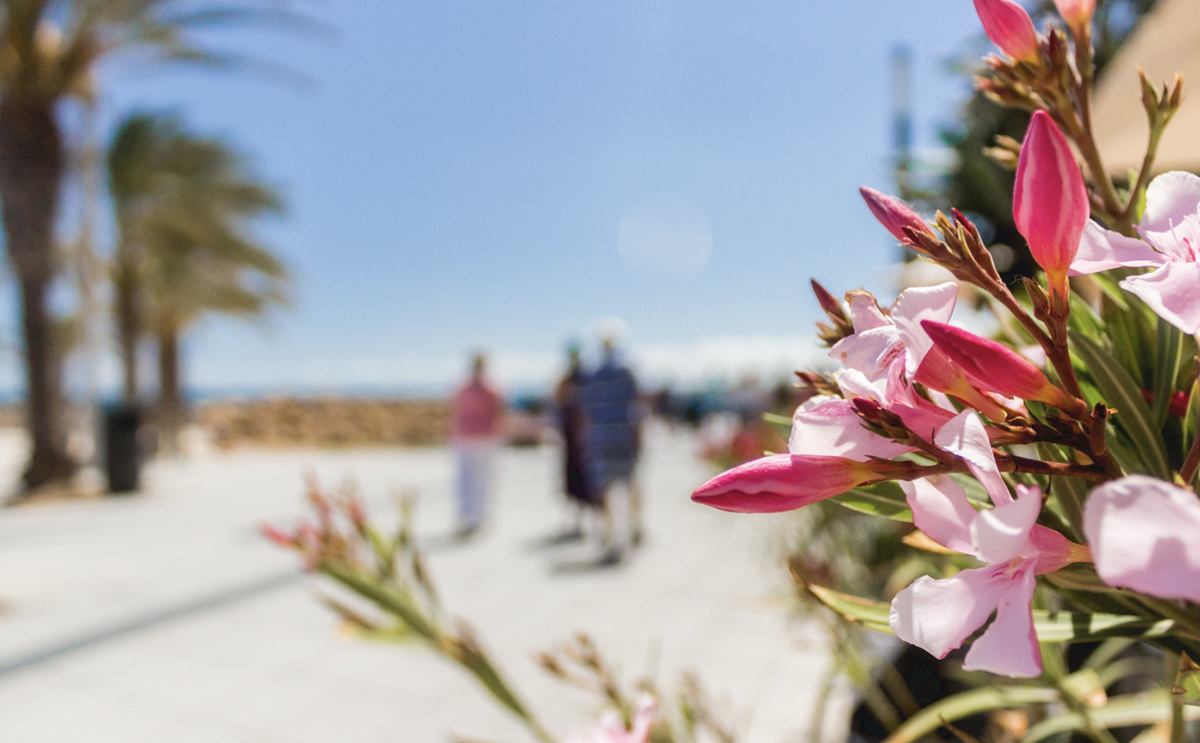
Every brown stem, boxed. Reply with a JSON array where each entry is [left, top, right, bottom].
[[1122, 120, 1166, 226], [1069, 25, 1127, 232]]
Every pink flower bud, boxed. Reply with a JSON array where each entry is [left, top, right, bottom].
[[1014, 111, 1089, 295], [859, 187, 932, 245], [921, 321, 1081, 411], [692, 454, 890, 514], [1053, 0, 1094, 32], [973, 0, 1040, 63]]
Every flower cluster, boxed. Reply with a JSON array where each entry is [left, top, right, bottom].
[[693, 0, 1200, 683]]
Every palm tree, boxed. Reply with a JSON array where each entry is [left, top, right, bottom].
[[0, 1, 307, 489], [108, 112, 288, 449]]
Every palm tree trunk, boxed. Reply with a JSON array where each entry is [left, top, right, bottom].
[[0, 95, 76, 489], [156, 326, 183, 455], [114, 250, 141, 403]]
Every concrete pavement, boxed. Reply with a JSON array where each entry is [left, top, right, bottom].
[[0, 425, 848, 742]]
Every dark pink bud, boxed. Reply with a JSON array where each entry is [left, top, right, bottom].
[[1014, 111, 1089, 295], [974, 0, 1040, 63], [921, 321, 1080, 411], [859, 187, 931, 244], [692, 454, 889, 514]]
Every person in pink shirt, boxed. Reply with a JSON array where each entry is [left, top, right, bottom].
[[450, 353, 505, 536]]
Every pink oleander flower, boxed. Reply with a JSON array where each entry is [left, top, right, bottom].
[[973, 0, 1040, 63], [1084, 475, 1200, 603], [564, 695, 657, 743], [1053, 0, 1095, 32], [788, 395, 915, 462], [829, 284, 1009, 421], [691, 453, 899, 514], [921, 320, 1081, 412], [1071, 171, 1200, 334], [1014, 111, 1090, 298], [889, 411, 1088, 677], [859, 187, 934, 244]]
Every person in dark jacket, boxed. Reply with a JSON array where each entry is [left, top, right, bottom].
[[582, 336, 643, 562], [554, 343, 598, 539]]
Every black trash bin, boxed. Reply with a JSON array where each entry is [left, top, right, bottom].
[[105, 404, 141, 493]]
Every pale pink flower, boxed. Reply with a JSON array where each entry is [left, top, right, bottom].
[[889, 411, 1088, 677], [973, 0, 1040, 63], [1084, 475, 1200, 603], [564, 695, 658, 743], [788, 395, 914, 462], [1071, 171, 1200, 334], [829, 284, 1008, 420], [1014, 111, 1090, 297]]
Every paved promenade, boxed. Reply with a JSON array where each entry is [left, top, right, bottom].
[[0, 426, 845, 742]]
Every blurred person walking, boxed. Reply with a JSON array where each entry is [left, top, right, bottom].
[[450, 353, 505, 537], [553, 343, 598, 540], [583, 336, 643, 562]]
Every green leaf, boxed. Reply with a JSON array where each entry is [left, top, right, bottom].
[[1172, 652, 1200, 707], [1153, 317, 1184, 429], [883, 686, 1061, 743], [1070, 331, 1170, 479], [1024, 690, 1200, 742], [807, 584, 1179, 642], [829, 482, 912, 522], [1036, 443, 1085, 540]]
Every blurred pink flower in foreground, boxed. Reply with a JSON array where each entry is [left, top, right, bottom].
[[973, 0, 1040, 63], [1071, 171, 1200, 334], [889, 412, 1088, 678], [1084, 475, 1200, 603], [1014, 111, 1090, 298], [564, 695, 657, 743]]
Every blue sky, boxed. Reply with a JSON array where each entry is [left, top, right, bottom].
[[19, 1, 990, 396]]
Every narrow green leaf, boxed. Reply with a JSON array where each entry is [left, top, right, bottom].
[[1070, 331, 1170, 479], [1024, 690, 1200, 742], [1172, 653, 1200, 707], [808, 584, 1179, 643], [1153, 317, 1184, 429], [883, 686, 1061, 743], [829, 482, 912, 522], [1036, 443, 1085, 540]]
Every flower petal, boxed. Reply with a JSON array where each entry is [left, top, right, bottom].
[[1084, 475, 1200, 603], [1140, 212, 1200, 263], [1121, 261, 1200, 334], [829, 326, 904, 379], [846, 291, 892, 332], [789, 397, 914, 461], [890, 566, 1009, 659], [900, 475, 978, 555], [1139, 171, 1200, 235], [1069, 220, 1167, 275], [970, 484, 1040, 564], [835, 368, 887, 403], [891, 282, 959, 376], [934, 411, 1011, 505], [962, 561, 1041, 678]]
